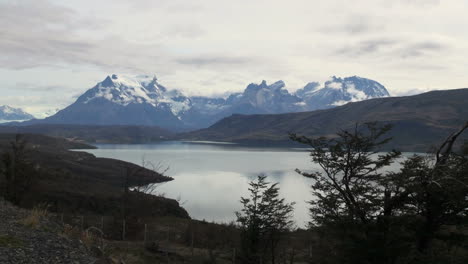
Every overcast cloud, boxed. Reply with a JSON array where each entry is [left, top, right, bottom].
[[0, 0, 467, 116]]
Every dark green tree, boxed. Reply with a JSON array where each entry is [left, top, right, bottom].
[[386, 122, 468, 262], [290, 123, 400, 225], [1, 134, 35, 205], [236, 175, 295, 264], [290, 123, 405, 263], [291, 122, 468, 264]]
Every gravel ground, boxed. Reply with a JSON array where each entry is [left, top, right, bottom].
[[0, 201, 96, 264]]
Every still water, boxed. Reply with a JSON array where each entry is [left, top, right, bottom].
[[83, 141, 404, 228]]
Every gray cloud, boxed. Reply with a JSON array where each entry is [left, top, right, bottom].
[[344, 20, 378, 34], [385, 0, 440, 7], [14, 83, 63, 92], [321, 15, 385, 35], [12, 82, 82, 93], [335, 38, 450, 59], [163, 24, 205, 39], [336, 39, 396, 56], [398, 41, 447, 58], [0, 0, 94, 68], [177, 56, 254, 67], [120, 0, 204, 13], [0, 0, 172, 73], [393, 63, 448, 71]]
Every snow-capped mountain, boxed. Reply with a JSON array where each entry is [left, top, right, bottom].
[[227, 80, 305, 114], [181, 80, 305, 128], [295, 76, 390, 110], [186, 80, 304, 117], [80, 74, 191, 117], [0, 105, 35, 122], [42, 74, 191, 129], [39, 74, 390, 130], [185, 76, 389, 127]]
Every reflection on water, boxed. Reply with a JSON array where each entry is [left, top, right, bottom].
[[84, 142, 315, 227], [84, 141, 405, 228]]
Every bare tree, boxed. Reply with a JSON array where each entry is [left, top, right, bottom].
[[133, 156, 170, 195], [121, 157, 170, 220]]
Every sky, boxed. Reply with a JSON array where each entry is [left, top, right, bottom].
[[1, 0, 468, 117]]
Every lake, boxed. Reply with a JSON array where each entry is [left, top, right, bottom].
[[84, 141, 404, 228]]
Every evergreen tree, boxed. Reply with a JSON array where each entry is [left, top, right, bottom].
[[236, 175, 295, 264], [291, 122, 468, 263], [386, 122, 468, 262]]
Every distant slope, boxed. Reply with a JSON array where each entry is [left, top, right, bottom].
[[0, 124, 173, 144], [181, 88, 468, 151]]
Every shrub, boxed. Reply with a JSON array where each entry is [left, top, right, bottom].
[[21, 203, 49, 229]]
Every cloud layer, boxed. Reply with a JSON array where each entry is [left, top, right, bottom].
[[0, 0, 467, 116]]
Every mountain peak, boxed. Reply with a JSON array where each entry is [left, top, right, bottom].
[[248, 80, 285, 90], [0, 105, 35, 122], [101, 75, 115, 87], [75, 74, 190, 119], [295, 82, 320, 97], [100, 74, 161, 88], [269, 80, 286, 90]]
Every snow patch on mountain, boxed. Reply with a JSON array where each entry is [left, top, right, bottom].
[[326, 81, 343, 89], [331, 83, 368, 106]]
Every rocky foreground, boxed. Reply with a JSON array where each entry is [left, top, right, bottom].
[[0, 201, 95, 264]]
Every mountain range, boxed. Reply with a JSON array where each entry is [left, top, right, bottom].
[[0, 105, 34, 122], [4, 85, 466, 151], [35, 74, 390, 130], [181, 88, 468, 151]]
